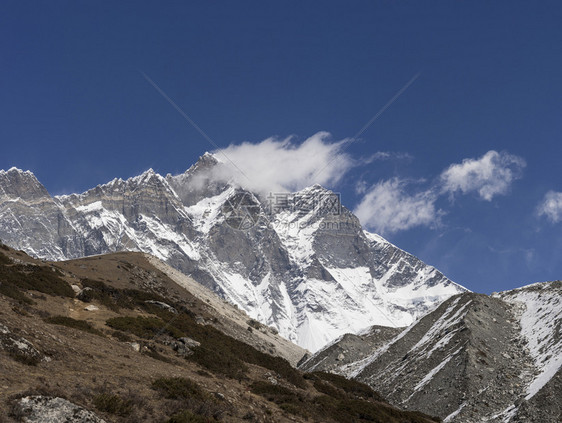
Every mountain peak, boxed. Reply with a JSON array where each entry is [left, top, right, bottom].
[[139, 167, 156, 178], [130, 168, 166, 186], [201, 151, 218, 161], [190, 152, 220, 172], [297, 183, 334, 195], [1, 166, 25, 173], [0, 167, 37, 178], [0, 167, 49, 200]]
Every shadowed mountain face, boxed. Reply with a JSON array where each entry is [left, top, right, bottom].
[[301, 282, 562, 423], [298, 325, 405, 374], [0, 157, 466, 351]]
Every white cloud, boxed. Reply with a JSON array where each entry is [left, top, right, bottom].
[[209, 132, 353, 195], [364, 151, 414, 163], [537, 191, 562, 223], [353, 178, 440, 235], [354, 149, 525, 234], [355, 180, 369, 195], [440, 150, 526, 201]]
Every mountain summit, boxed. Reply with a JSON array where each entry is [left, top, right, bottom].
[[0, 155, 467, 351]]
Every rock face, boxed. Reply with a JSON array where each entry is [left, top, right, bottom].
[[0, 168, 83, 259], [15, 396, 106, 423], [494, 281, 562, 422], [0, 158, 466, 351], [303, 281, 562, 422], [0, 322, 42, 365], [298, 325, 404, 373]]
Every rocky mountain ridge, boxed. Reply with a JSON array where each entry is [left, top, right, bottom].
[[0, 158, 467, 351], [299, 281, 562, 422]]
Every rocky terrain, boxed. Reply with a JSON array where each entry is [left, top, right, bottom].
[[494, 281, 562, 422], [300, 283, 562, 422], [0, 159, 467, 352], [0, 243, 443, 423], [298, 325, 404, 373]]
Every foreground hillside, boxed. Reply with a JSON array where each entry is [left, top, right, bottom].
[[0, 244, 440, 423]]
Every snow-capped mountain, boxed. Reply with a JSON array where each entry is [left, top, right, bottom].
[[0, 156, 466, 351], [300, 281, 562, 422]]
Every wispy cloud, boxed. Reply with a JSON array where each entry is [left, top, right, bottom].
[[353, 178, 440, 235], [364, 151, 414, 163], [440, 150, 526, 201], [537, 191, 562, 223], [209, 132, 353, 195], [199, 132, 420, 198]]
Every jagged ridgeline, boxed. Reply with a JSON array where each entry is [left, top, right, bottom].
[[0, 245, 441, 423], [0, 159, 466, 352]]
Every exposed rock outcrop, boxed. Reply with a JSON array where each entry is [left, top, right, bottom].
[[14, 396, 106, 423]]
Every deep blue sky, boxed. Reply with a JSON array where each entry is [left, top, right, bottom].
[[2, 1, 562, 293]]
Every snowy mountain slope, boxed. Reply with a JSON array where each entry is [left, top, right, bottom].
[[304, 281, 562, 422], [58, 169, 201, 262], [495, 281, 562, 399], [328, 293, 537, 422], [0, 156, 466, 351], [493, 281, 562, 421], [0, 168, 82, 259]]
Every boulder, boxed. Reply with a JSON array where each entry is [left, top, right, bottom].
[[15, 396, 106, 423]]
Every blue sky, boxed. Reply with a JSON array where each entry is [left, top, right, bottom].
[[2, 1, 562, 293]]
